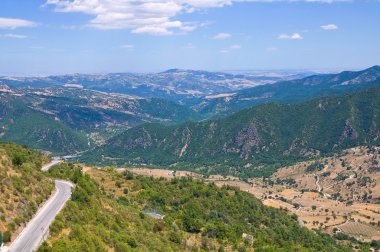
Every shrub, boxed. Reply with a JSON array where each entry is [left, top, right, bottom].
[[3, 230, 11, 243]]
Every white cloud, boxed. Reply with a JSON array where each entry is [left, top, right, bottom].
[[0, 17, 36, 29], [2, 33, 27, 39], [213, 32, 231, 40], [219, 49, 229, 53], [321, 24, 338, 30], [44, 0, 349, 35], [278, 33, 303, 40], [45, 0, 202, 35], [120, 44, 134, 49]]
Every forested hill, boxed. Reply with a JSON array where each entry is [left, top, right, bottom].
[[82, 86, 380, 177], [39, 164, 354, 251], [0, 95, 89, 154]]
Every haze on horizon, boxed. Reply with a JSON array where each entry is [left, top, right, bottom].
[[0, 0, 379, 75]]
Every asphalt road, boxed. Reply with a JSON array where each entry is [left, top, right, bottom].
[[9, 180, 73, 252], [41, 159, 62, 172]]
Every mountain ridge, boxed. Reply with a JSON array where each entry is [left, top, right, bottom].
[[0, 86, 202, 154], [81, 85, 380, 177], [196, 65, 380, 116]]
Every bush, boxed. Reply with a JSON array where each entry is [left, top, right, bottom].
[[127, 237, 138, 248], [3, 230, 11, 243], [123, 188, 129, 195], [153, 221, 165, 232]]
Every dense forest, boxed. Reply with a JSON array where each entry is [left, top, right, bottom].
[[81, 86, 380, 177]]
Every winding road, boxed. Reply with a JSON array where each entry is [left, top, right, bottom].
[[41, 158, 62, 172], [8, 160, 73, 252]]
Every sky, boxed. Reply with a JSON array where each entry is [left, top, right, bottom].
[[0, 0, 379, 75]]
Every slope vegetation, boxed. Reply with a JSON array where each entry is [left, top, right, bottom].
[[39, 164, 351, 251], [82, 86, 380, 177], [0, 95, 89, 154], [0, 143, 54, 245]]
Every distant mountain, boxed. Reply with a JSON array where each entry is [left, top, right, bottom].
[[0, 85, 201, 154], [0, 69, 309, 103], [196, 66, 380, 116], [81, 85, 380, 177]]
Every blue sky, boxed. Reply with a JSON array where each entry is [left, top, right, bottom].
[[0, 0, 379, 75]]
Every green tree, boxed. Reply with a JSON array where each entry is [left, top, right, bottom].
[[3, 230, 11, 243]]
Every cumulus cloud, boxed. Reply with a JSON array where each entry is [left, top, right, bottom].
[[45, 0, 347, 35], [213, 32, 231, 40], [0, 17, 36, 29], [278, 33, 303, 40], [44, 0, 207, 35], [321, 24, 338, 30]]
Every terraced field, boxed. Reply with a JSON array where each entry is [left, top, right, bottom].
[[339, 222, 380, 240]]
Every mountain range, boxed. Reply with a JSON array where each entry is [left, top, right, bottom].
[[195, 66, 380, 116], [81, 85, 380, 177], [0, 69, 316, 103], [0, 85, 201, 154], [1, 66, 380, 158]]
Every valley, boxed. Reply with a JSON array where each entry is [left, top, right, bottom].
[[2, 1, 380, 250], [81, 84, 380, 178], [1, 66, 380, 158], [2, 66, 380, 251], [0, 85, 202, 153]]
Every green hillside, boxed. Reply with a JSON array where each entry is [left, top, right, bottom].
[[0, 143, 54, 244], [0, 86, 202, 154], [38, 164, 353, 251], [82, 86, 380, 177], [0, 97, 89, 154]]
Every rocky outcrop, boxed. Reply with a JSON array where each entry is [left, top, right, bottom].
[[177, 127, 191, 157], [340, 120, 358, 143], [235, 123, 262, 159]]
